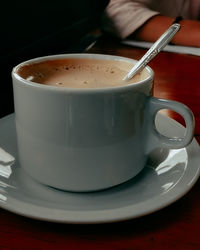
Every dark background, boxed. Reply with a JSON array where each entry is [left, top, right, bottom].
[[0, 0, 108, 117]]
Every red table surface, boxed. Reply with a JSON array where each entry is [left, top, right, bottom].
[[0, 36, 200, 250]]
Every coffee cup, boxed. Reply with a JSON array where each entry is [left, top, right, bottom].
[[12, 53, 194, 192]]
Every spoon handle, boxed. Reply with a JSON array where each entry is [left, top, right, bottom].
[[123, 23, 181, 81]]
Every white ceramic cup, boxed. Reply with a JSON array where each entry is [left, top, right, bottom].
[[12, 54, 194, 192]]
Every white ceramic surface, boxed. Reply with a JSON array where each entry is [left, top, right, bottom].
[[0, 114, 199, 224], [12, 53, 194, 191]]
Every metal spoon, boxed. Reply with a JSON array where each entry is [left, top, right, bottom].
[[123, 23, 181, 81]]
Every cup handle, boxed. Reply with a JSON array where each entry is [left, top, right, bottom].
[[146, 97, 195, 152]]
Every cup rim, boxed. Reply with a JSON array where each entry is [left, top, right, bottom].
[[12, 53, 154, 93]]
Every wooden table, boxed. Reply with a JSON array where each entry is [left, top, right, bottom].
[[0, 35, 200, 249]]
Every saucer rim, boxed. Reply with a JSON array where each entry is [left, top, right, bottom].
[[0, 113, 200, 224]]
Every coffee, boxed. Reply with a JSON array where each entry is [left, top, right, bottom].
[[12, 53, 194, 191], [17, 58, 148, 88]]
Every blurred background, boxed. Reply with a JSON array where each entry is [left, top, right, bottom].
[[0, 0, 109, 117]]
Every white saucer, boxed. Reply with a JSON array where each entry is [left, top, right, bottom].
[[0, 114, 200, 224]]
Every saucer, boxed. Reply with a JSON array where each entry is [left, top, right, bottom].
[[0, 114, 200, 224]]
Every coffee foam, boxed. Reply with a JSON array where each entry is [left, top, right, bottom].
[[17, 58, 148, 88]]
